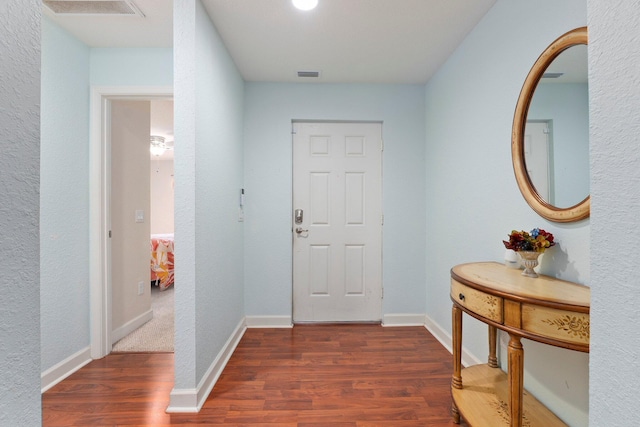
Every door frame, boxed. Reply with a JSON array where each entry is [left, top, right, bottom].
[[89, 86, 173, 359], [291, 120, 384, 323]]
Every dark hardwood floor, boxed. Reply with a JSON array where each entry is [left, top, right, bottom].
[[43, 324, 467, 426]]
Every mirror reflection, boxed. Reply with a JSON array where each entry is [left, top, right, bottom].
[[524, 44, 589, 208]]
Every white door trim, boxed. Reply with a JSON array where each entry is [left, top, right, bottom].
[[89, 86, 173, 359]]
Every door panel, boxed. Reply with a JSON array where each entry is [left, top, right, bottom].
[[293, 122, 382, 322]]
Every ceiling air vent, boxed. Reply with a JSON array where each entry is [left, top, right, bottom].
[[297, 71, 320, 78], [542, 72, 564, 79], [43, 0, 145, 16]]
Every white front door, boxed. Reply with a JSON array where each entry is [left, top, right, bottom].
[[524, 121, 552, 202], [292, 121, 383, 322]]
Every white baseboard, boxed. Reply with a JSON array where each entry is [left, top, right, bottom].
[[424, 314, 482, 368], [166, 319, 247, 413], [41, 346, 92, 393], [245, 315, 293, 328], [382, 313, 427, 326], [111, 308, 153, 344]]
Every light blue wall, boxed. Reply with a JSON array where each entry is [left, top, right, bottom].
[[243, 83, 426, 317], [424, 1, 588, 426], [41, 17, 173, 374], [90, 48, 173, 86], [529, 83, 589, 207], [40, 16, 91, 373], [194, 0, 245, 383], [589, 0, 640, 425], [173, 0, 245, 391]]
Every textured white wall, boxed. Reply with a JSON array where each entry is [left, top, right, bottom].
[[0, 1, 41, 424], [243, 83, 427, 317], [424, 1, 589, 425], [588, 0, 640, 425]]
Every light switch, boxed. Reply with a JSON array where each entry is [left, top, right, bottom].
[[135, 209, 144, 223]]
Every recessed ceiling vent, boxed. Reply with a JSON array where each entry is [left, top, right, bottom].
[[542, 72, 564, 79], [43, 0, 145, 17], [297, 71, 320, 78]]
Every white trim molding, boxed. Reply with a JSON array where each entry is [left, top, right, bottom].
[[382, 313, 427, 326], [166, 319, 247, 413], [424, 314, 482, 368], [245, 315, 293, 328], [111, 309, 153, 344], [41, 346, 92, 393]]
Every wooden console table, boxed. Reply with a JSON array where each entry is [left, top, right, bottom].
[[450, 262, 590, 427]]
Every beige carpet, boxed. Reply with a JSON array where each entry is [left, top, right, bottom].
[[112, 285, 174, 352]]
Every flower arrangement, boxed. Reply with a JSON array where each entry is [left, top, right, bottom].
[[503, 228, 556, 253]]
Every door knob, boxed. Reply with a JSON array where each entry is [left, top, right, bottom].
[[295, 227, 308, 234]]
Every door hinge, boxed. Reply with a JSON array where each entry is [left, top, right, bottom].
[[381, 139, 384, 151], [381, 214, 384, 225], [381, 288, 384, 299], [109, 230, 112, 238]]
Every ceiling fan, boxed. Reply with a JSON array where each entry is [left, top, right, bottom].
[[149, 135, 174, 156]]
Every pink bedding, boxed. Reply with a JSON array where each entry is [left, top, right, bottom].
[[150, 233, 174, 291]]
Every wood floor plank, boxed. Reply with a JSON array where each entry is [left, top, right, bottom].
[[43, 325, 467, 426]]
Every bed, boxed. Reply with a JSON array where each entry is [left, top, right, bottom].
[[150, 233, 174, 291]]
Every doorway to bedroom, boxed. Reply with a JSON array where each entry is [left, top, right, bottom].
[[110, 99, 175, 353]]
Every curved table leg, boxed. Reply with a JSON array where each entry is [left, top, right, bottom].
[[452, 304, 463, 389], [451, 400, 461, 424], [451, 304, 463, 423], [488, 325, 499, 368]]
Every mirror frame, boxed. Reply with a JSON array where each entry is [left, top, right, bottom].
[[512, 27, 590, 223]]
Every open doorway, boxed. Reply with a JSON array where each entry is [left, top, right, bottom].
[[89, 86, 173, 360], [111, 100, 175, 353]]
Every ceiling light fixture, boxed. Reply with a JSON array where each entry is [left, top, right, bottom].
[[150, 135, 166, 156], [292, 0, 318, 11]]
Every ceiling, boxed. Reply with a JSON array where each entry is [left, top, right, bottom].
[[44, 0, 497, 84], [44, 0, 497, 159]]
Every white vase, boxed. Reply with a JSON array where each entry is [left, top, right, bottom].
[[504, 249, 520, 269], [518, 251, 541, 278]]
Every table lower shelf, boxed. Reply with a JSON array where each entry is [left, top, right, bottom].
[[451, 364, 567, 427]]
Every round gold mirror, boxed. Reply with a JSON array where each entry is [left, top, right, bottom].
[[512, 27, 589, 222]]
